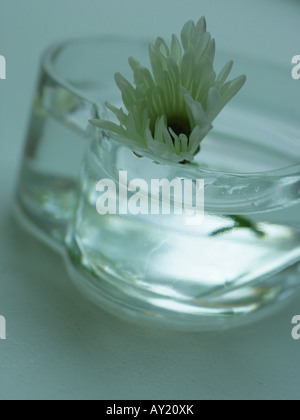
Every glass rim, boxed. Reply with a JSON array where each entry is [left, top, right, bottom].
[[40, 35, 300, 180], [41, 34, 149, 104], [96, 133, 300, 183]]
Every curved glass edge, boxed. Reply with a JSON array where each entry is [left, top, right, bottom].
[[88, 133, 300, 214]]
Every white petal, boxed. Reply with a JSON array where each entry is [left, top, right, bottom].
[[206, 86, 222, 120], [154, 116, 166, 142], [105, 102, 127, 125], [179, 134, 188, 152], [149, 43, 167, 85], [188, 124, 212, 153], [217, 60, 233, 85], [220, 75, 246, 107], [89, 119, 125, 135], [171, 34, 182, 66], [155, 37, 170, 57], [182, 90, 210, 127], [196, 17, 207, 37], [174, 137, 182, 154], [180, 49, 195, 90], [181, 20, 196, 50], [115, 73, 136, 110]]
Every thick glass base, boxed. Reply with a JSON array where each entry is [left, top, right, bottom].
[[66, 239, 300, 331]]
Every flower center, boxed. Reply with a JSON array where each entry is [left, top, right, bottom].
[[167, 117, 191, 139]]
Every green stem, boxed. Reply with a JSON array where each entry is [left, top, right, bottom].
[[210, 215, 265, 238]]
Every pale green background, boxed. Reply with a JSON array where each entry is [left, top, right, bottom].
[[1, 0, 300, 400]]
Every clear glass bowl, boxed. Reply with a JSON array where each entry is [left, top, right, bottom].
[[15, 36, 300, 331]]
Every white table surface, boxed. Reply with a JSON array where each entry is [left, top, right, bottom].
[[1, 0, 300, 400]]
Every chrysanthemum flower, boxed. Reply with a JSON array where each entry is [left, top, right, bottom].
[[90, 17, 246, 163]]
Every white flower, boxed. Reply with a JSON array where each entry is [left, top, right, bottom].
[[90, 17, 246, 163]]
